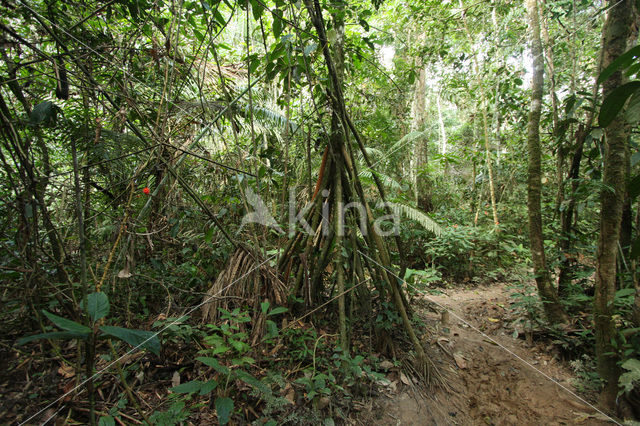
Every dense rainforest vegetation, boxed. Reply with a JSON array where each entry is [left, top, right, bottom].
[[1, 0, 640, 424]]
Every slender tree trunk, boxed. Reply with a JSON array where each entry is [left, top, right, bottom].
[[526, 0, 567, 324], [557, 26, 607, 294], [594, 0, 634, 410], [459, 0, 499, 228], [436, 90, 447, 155], [541, 2, 562, 215], [619, 8, 639, 262]]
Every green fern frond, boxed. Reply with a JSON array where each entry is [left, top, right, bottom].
[[620, 358, 640, 395], [387, 202, 442, 235], [359, 169, 403, 191], [361, 147, 385, 158]]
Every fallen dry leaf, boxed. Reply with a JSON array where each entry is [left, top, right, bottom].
[[171, 371, 180, 387], [399, 372, 411, 385], [285, 388, 295, 405], [453, 353, 467, 369], [117, 267, 132, 279], [379, 360, 394, 370], [57, 364, 75, 379]]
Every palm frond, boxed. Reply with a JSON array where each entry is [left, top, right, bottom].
[[387, 130, 425, 155], [248, 105, 297, 132]]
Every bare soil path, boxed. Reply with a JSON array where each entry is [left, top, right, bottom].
[[361, 283, 615, 425]]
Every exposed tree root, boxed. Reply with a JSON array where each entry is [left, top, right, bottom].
[[201, 245, 287, 345]]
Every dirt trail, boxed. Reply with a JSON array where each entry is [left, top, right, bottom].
[[362, 283, 615, 425]]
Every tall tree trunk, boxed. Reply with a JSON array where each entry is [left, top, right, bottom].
[[594, 0, 634, 410], [331, 0, 348, 353], [412, 63, 432, 211], [526, 0, 567, 324]]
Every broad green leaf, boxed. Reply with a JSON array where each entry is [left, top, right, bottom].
[[200, 379, 218, 395], [250, 0, 264, 20], [99, 326, 160, 355], [98, 416, 116, 426], [197, 356, 230, 375], [407, 70, 416, 85], [598, 45, 640, 84], [204, 227, 215, 243], [272, 10, 283, 38], [215, 397, 234, 425], [87, 292, 110, 322], [265, 320, 278, 338], [42, 310, 91, 334], [18, 330, 90, 345], [267, 306, 288, 316], [29, 101, 57, 126], [249, 56, 261, 74], [626, 89, 640, 124], [598, 81, 640, 127], [629, 174, 640, 200], [193, 29, 204, 42], [564, 94, 577, 115], [171, 380, 203, 394]]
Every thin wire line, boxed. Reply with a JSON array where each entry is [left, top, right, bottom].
[[356, 249, 622, 426], [20, 253, 278, 425], [40, 405, 65, 426], [279, 277, 371, 333]]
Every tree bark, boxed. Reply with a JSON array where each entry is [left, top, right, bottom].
[[594, 0, 634, 411], [526, 0, 567, 324]]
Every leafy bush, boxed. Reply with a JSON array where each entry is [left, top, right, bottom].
[[424, 224, 529, 282]]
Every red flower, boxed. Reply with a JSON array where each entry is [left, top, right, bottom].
[[143, 187, 150, 195]]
